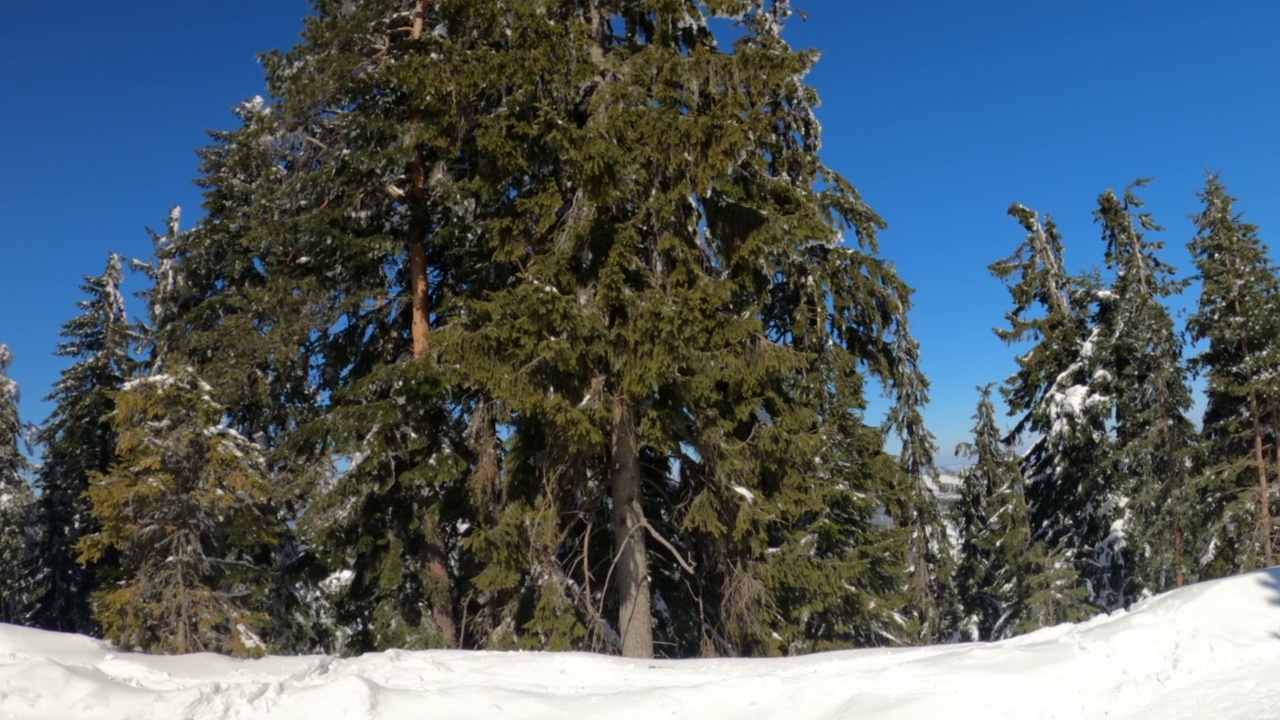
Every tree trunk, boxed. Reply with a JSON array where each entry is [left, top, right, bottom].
[[409, 0, 432, 359], [408, 0, 456, 647], [1174, 522, 1185, 588], [611, 399, 653, 658], [1231, 280, 1272, 568], [1249, 391, 1273, 566]]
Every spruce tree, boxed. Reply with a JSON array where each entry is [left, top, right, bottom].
[[954, 385, 1029, 640], [31, 254, 137, 634], [218, 0, 541, 652], [1187, 172, 1280, 574], [447, 0, 933, 656], [1093, 181, 1195, 595], [166, 0, 935, 658], [159, 97, 337, 654], [886, 330, 959, 642], [72, 214, 283, 655], [954, 384, 1086, 640], [78, 370, 279, 655], [992, 205, 1116, 613], [0, 344, 35, 625]]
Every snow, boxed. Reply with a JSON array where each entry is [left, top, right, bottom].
[[319, 569, 354, 595], [5, 568, 1280, 718]]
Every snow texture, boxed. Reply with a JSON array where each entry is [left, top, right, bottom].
[[4, 568, 1280, 718]]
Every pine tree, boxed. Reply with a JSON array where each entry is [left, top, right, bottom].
[[71, 214, 283, 655], [156, 97, 338, 654], [30, 254, 137, 634], [243, 0, 522, 653], [992, 205, 1116, 612], [78, 370, 279, 655], [167, 0, 935, 659], [0, 344, 35, 625], [445, 0, 933, 657], [1093, 181, 1195, 595], [886, 329, 959, 642], [954, 384, 1086, 640], [954, 385, 1029, 640], [132, 206, 184, 373], [1187, 172, 1280, 574]]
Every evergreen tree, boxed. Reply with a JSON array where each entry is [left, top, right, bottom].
[[1093, 181, 1195, 595], [954, 384, 1085, 640], [165, 0, 935, 658], [954, 385, 1030, 640], [243, 0, 518, 652], [31, 254, 137, 634], [0, 344, 35, 625], [1187, 172, 1280, 574], [885, 329, 959, 642], [71, 214, 283, 656], [158, 97, 337, 654], [446, 0, 933, 656], [992, 205, 1116, 613], [78, 370, 279, 655], [132, 206, 184, 373]]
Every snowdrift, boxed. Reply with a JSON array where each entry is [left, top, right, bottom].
[[3, 568, 1280, 719]]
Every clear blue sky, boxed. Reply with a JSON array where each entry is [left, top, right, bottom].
[[2, 1, 1278, 464]]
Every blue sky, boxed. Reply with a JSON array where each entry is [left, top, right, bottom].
[[2, 1, 1278, 464]]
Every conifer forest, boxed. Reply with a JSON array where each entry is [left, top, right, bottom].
[[2, 0, 1278, 660]]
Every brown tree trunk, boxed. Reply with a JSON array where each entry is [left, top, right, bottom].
[[611, 399, 653, 658], [408, 0, 456, 647], [1174, 522, 1185, 588], [1249, 391, 1273, 566], [409, 0, 432, 359], [1225, 274, 1273, 568]]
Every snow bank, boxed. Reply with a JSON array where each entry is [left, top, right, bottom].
[[4, 568, 1280, 719]]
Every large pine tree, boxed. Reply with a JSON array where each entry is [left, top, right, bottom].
[[146, 0, 938, 658], [445, 0, 936, 656], [1187, 172, 1280, 574], [992, 205, 1117, 612], [1092, 181, 1195, 595], [75, 216, 282, 655], [154, 97, 338, 654], [31, 254, 137, 634], [242, 0, 519, 653]]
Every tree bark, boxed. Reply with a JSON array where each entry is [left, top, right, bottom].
[[1249, 391, 1273, 566], [409, 0, 431, 359], [408, 0, 457, 647], [1174, 522, 1185, 587], [611, 399, 653, 658]]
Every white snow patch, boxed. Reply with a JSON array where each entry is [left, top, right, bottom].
[[4, 569, 1280, 718], [319, 569, 355, 595]]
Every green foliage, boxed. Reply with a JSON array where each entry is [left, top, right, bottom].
[[79, 371, 279, 656], [1093, 181, 1195, 596], [954, 385, 1088, 640], [434, 0, 935, 656], [20, 0, 941, 659], [292, 361, 468, 653], [992, 204, 1119, 612], [954, 385, 1028, 640], [1186, 172, 1280, 574], [1015, 539, 1092, 634], [31, 254, 137, 634]]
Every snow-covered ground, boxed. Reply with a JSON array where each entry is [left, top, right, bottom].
[[3, 569, 1280, 719]]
